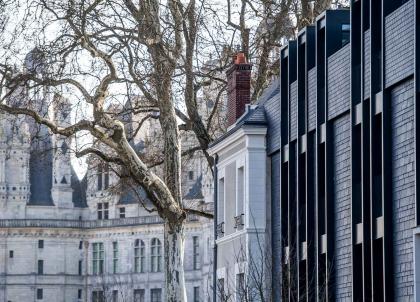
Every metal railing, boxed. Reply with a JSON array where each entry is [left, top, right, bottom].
[[0, 213, 204, 229], [216, 222, 224, 237], [234, 214, 244, 230]]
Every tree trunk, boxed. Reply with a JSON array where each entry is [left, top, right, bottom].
[[164, 220, 187, 302]]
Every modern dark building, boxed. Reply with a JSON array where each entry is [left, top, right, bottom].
[[210, 0, 420, 301]]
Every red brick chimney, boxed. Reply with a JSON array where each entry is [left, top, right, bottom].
[[226, 53, 252, 127]]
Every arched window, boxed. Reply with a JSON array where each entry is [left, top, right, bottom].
[[150, 238, 162, 272], [134, 239, 145, 273]]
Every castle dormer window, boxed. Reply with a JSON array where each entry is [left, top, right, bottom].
[[97, 202, 109, 220], [97, 164, 110, 191]]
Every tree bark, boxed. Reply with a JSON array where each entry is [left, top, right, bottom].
[[164, 221, 187, 302]]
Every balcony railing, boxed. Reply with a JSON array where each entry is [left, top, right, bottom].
[[0, 214, 200, 229], [234, 214, 244, 230], [216, 222, 225, 238]]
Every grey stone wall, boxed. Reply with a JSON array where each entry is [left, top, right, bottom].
[[290, 81, 298, 141], [384, 0, 414, 88], [328, 44, 351, 120], [391, 79, 416, 300], [332, 114, 352, 301], [308, 67, 317, 132]]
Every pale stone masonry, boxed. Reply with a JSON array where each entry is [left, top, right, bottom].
[[0, 50, 214, 302]]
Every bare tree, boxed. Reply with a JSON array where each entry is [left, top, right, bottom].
[[91, 274, 133, 302]]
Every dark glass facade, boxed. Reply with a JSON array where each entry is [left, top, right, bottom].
[[273, 1, 419, 300]]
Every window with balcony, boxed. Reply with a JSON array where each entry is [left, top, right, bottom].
[[235, 166, 245, 230], [92, 242, 104, 274], [134, 239, 145, 273], [217, 178, 225, 237], [151, 238, 162, 272]]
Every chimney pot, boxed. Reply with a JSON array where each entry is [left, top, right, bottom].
[[226, 53, 252, 127]]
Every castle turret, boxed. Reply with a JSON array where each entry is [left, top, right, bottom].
[[51, 94, 73, 208], [0, 116, 31, 218]]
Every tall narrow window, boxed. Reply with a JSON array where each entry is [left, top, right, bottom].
[[92, 242, 104, 274], [79, 241, 83, 250], [150, 289, 162, 302], [78, 289, 82, 300], [119, 207, 126, 218], [236, 273, 245, 302], [112, 290, 118, 302], [151, 238, 162, 272], [218, 178, 225, 223], [134, 239, 145, 273], [37, 260, 44, 275], [9, 250, 13, 258], [193, 236, 200, 270], [38, 240, 44, 249], [217, 278, 225, 301], [97, 165, 103, 191], [97, 164, 110, 191], [193, 287, 200, 302], [97, 203, 109, 220], [134, 289, 145, 302], [78, 260, 82, 275], [112, 242, 118, 274], [92, 291, 104, 302], [237, 166, 244, 216], [37, 289, 43, 300]]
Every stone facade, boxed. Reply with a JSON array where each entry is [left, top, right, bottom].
[[0, 51, 214, 302]]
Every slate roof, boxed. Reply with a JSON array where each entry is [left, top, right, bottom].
[[209, 79, 280, 148], [28, 130, 54, 206], [71, 167, 87, 208], [118, 186, 149, 205]]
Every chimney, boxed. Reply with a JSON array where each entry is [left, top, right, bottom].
[[226, 53, 252, 127]]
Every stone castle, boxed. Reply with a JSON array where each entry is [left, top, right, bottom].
[[0, 49, 213, 302]]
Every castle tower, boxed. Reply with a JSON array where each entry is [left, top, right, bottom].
[[0, 117, 31, 218], [51, 94, 73, 208]]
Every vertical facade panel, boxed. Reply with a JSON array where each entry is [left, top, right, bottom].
[[332, 114, 353, 300], [384, 0, 415, 88], [290, 81, 298, 141], [327, 44, 351, 120], [391, 79, 416, 300], [363, 30, 371, 100], [308, 67, 318, 132]]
